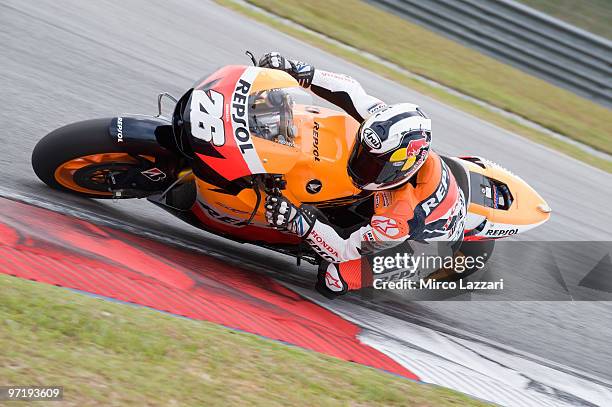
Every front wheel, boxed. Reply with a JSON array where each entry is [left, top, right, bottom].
[[32, 119, 167, 199]]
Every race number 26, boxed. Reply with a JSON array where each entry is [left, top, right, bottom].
[[190, 89, 225, 146]]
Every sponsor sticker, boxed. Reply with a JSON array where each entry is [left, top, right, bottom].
[[312, 121, 321, 161], [405, 136, 428, 157], [140, 167, 166, 182], [307, 229, 340, 261], [485, 228, 518, 237], [116, 117, 124, 143], [325, 269, 343, 291], [363, 128, 382, 150], [306, 179, 322, 194], [371, 216, 400, 237], [367, 103, 388, 115], [230, 68, 266, 174]]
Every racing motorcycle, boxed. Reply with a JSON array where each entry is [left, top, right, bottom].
[[32, 61, 551, 278]]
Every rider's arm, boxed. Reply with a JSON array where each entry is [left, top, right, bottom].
[[257, 52, 386, 123], [305, 213, 409, 263], [264, 193, 408, 264], [307, 70, 387, 123]]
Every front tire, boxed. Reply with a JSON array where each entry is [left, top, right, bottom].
[[32, 119, 153, 198]]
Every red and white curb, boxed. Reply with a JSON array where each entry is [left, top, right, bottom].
[[2, 189, 611, 406], [0, 196, 417, 381]]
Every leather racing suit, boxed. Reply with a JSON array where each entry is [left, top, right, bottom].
[[264, 60, 467, 297]]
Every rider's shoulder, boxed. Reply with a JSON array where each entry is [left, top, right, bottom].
[[374, 184, 417, 217], [416, 151, 441, 183]]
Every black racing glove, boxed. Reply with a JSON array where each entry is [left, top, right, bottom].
[[258, 52, 315, 87], [265, 195, 316, 237]]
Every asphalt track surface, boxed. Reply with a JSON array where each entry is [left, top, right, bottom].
[[1, 0, 611, 383]]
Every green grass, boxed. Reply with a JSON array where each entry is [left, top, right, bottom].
[[243, 0, 611, 154], [217, 0, 612, 172], [518, 0, 612, 39], [0, 274, 491, 406]]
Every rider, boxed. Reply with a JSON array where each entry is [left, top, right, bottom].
[[259, 52, 467, 298]]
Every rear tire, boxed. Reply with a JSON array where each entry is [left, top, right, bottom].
[[32, 119, 146, 198]]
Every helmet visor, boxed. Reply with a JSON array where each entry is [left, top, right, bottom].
[[347, 143, 403, 189]]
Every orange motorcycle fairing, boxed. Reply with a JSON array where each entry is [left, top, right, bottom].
[[192, 106, 364, 238], [33, 64, 551, 263], [176, 65, 550, 245]]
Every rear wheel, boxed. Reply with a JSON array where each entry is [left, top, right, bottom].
[[32, 119, 161, 199]]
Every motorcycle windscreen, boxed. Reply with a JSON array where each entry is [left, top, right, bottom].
[[248, 84, 312, 174], [187, 66, 307, 181]]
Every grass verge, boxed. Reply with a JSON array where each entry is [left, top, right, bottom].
[[0, 274, 491, 406], [518, 0, 611, 39], [216, 0, 612, 173]]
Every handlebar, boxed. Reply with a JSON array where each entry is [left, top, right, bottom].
[[262, 174, 286, 197]]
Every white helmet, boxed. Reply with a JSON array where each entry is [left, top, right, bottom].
[[347, 103, 432, 190]]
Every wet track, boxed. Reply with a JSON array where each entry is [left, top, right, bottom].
[[1, 0, 612, 384]]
